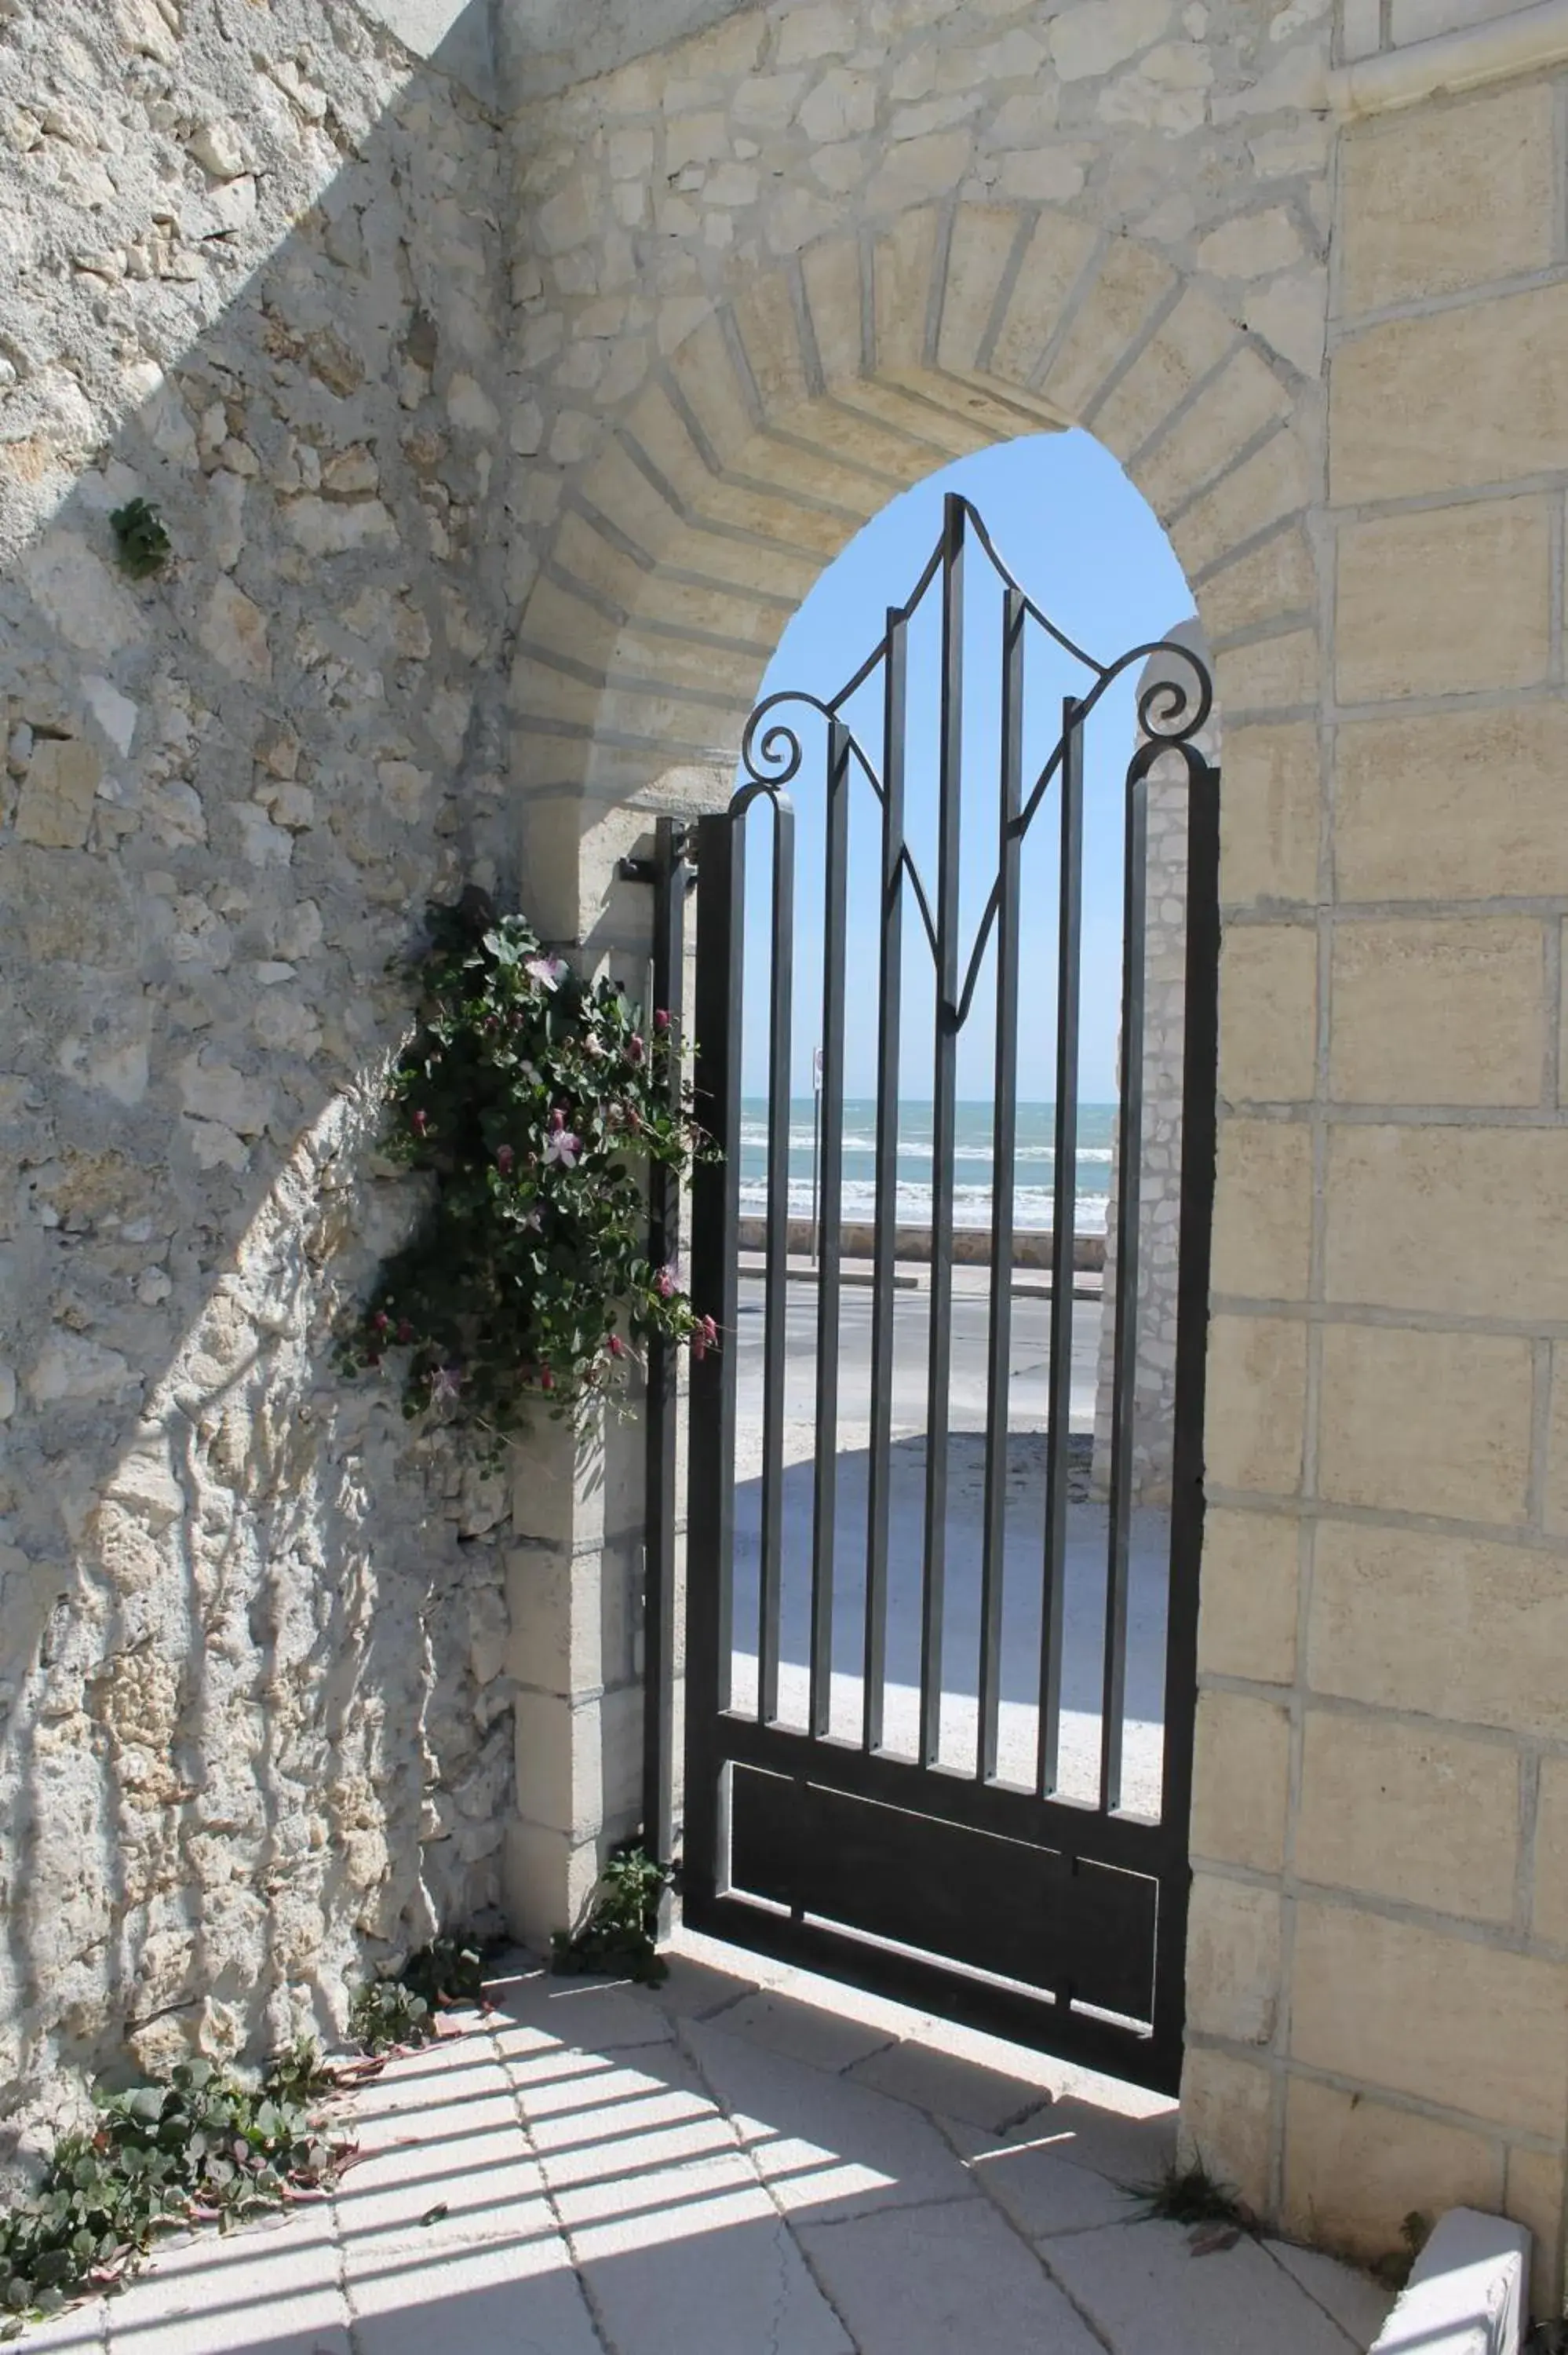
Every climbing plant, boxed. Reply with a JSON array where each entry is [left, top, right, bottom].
[[340, 890, 717, 1440], [0, 2056, 351, 2334]]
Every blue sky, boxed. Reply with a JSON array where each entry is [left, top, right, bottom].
[[737, 429, 1194, 1103]]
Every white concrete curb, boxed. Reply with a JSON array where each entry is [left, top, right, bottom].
[[1369, 2209, 1531, 2355]]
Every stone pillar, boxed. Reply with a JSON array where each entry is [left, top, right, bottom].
[[1092, 622, 1217, 1503], [498, 782, 707, 1945]]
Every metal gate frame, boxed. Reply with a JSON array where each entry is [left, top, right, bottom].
[[651, 493, 1219, 2094]]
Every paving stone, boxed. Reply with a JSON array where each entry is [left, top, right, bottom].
[[11, 2303, 110, 2352], [798, 2196, 1107, 2354], [845, 2036, 1057, 2131], [349, 2236, 601, 2355], [948, 2117, 1143, 2238], [488, 1968, 679, 2056], [684, 2017, 982, 2221], [579, 2195, 852, 2355], [1023, 2090, 1180, 2187], [1045, 2217, 1366, 2354], [104, 2207, 350, 2355], [701, 1987, 902, 2074], [645, 1945, 775, 2021], [1267, 2239, 1395, 2346]]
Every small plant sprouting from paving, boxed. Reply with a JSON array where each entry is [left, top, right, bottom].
[[1135, 2152, 1254, 2235], [340, 890, 717, 1451], [552, 1845, 674, 1987], [0, 2054, 350, 2336], [108, 497, 171, 580], [0, 1940, 490, 2336], [1370, 2210, 1432, 2292], [348, 1937, 487, 2056]]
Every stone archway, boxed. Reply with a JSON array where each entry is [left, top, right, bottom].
[[502, 187, 1321, 2195], [514, 199, 1316, 892]]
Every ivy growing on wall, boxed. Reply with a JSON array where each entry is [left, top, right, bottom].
[[340, 890, 716, 1440]]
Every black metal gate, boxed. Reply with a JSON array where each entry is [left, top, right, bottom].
[[665, 493, 1218, 2094]]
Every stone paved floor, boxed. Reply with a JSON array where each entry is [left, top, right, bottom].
[[24, 1934, 1393, 2355]]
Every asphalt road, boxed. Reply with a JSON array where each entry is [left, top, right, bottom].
[[722, 1270, 1169, 1806]]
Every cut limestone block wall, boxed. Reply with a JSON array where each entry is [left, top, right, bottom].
[[494, 0, 1336, 1951], [1182, 11, 1568, 2313], [0, 0, 521, 2115], [1092, 620, 1217, 1504]]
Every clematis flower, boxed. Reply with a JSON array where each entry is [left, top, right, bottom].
[[627, 1033, 645, 1064], [396, 1320, 414, 1344], [496, 1144, 515, 1174], [525, 955, 566, 991], [428, 1364, 464, 1404], [540, 1367, 555, 1393], [582, 1032, 603, 1059], [607, 1333, 625, 1359], [656, 1264, 676, 1299], [410, 1108, 428, 1136], [692, 1313, 718, 1361], [654, 1008, 670, 1032], [519, 1061, 542, 1087], [544, 1107, 582, 1168]]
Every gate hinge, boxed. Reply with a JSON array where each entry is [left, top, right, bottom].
[[618, 825, 699, 888]]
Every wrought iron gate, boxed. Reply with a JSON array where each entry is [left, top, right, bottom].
[[668, 493, 1219, 2094]]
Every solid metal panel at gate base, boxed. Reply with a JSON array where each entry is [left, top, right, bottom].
[[676, 492, 1219, 2095]]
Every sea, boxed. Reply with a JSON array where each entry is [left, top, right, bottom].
[[738, 1099, 1115, 1235]]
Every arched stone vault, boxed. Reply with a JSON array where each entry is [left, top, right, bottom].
[[511, 199, 1317, 940]]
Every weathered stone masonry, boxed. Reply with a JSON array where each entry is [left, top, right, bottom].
[[0, 0, 521, 2116], [6, 0, 1568, 2313]]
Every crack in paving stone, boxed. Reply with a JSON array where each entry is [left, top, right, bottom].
[[1258, 2240, 1368, 2350], [676, 2018, 867, 2355], [930, 2111, 1119, 2355], [835, 2035, 900, 2076], [493, 2023, 627, 2355], [793, 2187, 992, 2235]]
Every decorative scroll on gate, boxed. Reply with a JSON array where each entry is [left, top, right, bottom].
[[666, 491, 1219, 2094]]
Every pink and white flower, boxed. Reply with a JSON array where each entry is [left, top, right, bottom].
[[525, 954, 567, 992], [544, 1107, 582, 1168]]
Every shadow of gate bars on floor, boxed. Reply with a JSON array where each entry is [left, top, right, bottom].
[[659, 491, 1220, 2095]]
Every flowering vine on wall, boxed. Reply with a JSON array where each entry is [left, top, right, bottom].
[[340, 889, 716, 1439]]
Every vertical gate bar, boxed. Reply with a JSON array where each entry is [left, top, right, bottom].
[[978, 590, 1024, 1784], [864, 615, 906, 1754], [811, 722, 851, 1738], [920, 492, 965, 1768], [1039, 699, 1084, 1798], [684, 809, 743, 1911], [642, 817, 687, 1871], [1099, 764, 1150, 1814], [1150, 747, 1220, 2076], [759, 797, 796, 1725]]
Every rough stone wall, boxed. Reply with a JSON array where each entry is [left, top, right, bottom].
[[1092, 625, 1216, 1506], [0, 0, 520, 2112]]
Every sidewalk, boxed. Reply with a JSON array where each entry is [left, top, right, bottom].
[[24, 1933, 1392, 2355]]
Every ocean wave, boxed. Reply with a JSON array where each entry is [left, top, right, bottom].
[[736, 1178, 1108, 1232], [738, 1126, 1115, 1167]]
